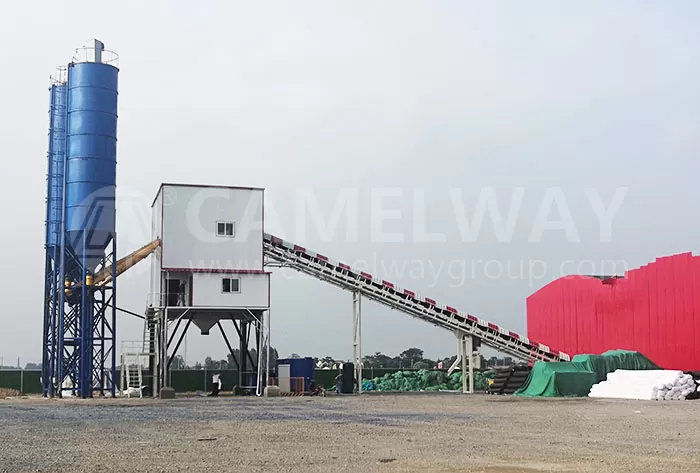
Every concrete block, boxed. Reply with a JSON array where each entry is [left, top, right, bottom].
[[159, 387, 176, 399], [264, 386, 280, 398]]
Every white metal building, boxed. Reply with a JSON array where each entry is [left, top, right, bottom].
[[150, 183, 270, 312]]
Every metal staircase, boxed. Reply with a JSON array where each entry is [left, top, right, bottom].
[[142, 309, 158, 360], [120, 342, 145, 398], [119, 314, 158, 398], [262, 233, 569, 363]]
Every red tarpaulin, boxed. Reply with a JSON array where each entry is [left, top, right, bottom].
[[527, 253, 700, 371]]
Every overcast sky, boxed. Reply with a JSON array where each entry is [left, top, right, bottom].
[[1, 1, 699, 366]]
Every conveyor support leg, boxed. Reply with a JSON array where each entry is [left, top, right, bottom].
[[352, 291, 362, 394]]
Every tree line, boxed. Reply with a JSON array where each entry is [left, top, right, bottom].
[[303, 348, 516, 370], [168, 347, 280, 371], [15, 348, 516, 371]]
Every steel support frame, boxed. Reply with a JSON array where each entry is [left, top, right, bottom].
[[233, 314, 259, 389], [242, 309, 265, 392], [159, 307, 168, 391], [166, 310, 193, 371], [218, 321, 239, 370], [257, 309, 271, 397], [55, 237, 117, 398], [153, 308, 268, 397], [57, 246, 79, 396], [446, 331, 476, 393], [42, 246, 60, 397], [239, 320, 249, 388], [90, 279, 117, 397]]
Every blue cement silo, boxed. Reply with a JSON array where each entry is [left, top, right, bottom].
[[64, 57, 118, 272], [47, 82, 67, 249], [42, 40, 121, 399], [42, 78, 68, 396]]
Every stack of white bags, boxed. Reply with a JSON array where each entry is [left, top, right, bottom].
[[589, 369, 699, 401]]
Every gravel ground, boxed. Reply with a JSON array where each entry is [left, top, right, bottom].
[[0, 393, 698, 473]]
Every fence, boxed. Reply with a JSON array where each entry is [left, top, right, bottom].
[[0, 367, 481, 395], [0, 369, 239, 395], [0, 369, 41, 394]]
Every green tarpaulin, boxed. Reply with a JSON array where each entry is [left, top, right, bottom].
[[515, 350, 660, 397], [571, 350, 659, 383], [361, 370, 492, 392], [515, 361, 597, 397]]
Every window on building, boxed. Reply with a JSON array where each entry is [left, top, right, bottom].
[[222, 277, 240, 293], [216, 221, 235, 237]]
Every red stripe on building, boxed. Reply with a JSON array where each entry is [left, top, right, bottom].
[[162, 268, 268, 274]]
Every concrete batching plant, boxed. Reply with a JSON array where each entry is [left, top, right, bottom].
[[41, 39, 579, 401]]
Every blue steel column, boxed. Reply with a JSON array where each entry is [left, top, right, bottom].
[[42, 251, 52, 395], [57, 244, 66, 395], [111, 236, 117, 397], [80, 233, 89, 398]]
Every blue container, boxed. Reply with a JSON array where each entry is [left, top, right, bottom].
[[65, 61, 118, 271], [277, 357, 315, 392], [47, 83, 67, 249]]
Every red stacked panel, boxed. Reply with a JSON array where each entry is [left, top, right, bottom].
[[527, 253, 700, 371]]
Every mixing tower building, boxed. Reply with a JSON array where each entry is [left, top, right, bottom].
[[42, 39, 120, 398], [146, 184, 271, 396]]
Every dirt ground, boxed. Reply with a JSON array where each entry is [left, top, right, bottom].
[[0, 393, 698, 473]]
